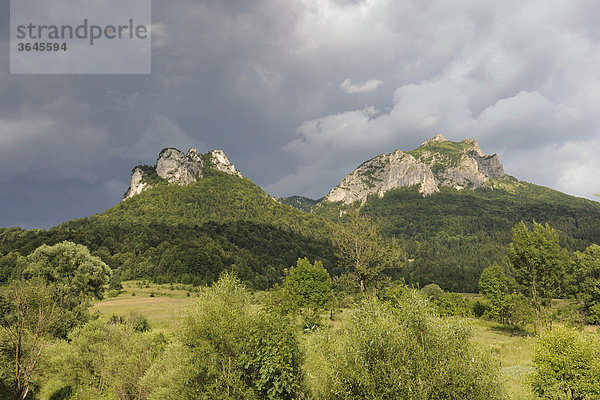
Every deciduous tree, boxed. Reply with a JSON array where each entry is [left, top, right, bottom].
[[572, 244, 600, 324], [0, 279, 61, 400], [508, 221, 569, 334], [333, 213, 404, 292]]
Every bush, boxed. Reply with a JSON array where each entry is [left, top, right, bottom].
[[107, 289, 119, 298], [41, 320, 166, 400], [421, 283, 444, 300], [128, 312, 150, 333], [531, 326, 600, 399], [305, 294, 504, 399], [142, 273, 304, 399], [433, 292, 473, 317]]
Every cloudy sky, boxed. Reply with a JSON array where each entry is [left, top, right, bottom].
[[1, 0, 600, 228]]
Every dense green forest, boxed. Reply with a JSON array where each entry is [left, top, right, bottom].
[[0, 171, 338, 289], [276, 196, 321, 213], [314, 177, 600, 292]]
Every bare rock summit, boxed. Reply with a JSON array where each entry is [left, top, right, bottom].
[[324, 135, 505, 205], [123, 147, 243, 200]]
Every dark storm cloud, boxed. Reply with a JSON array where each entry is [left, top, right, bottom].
[[1, 1, 600, 228]]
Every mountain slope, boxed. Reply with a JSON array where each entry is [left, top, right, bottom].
[[315, 136, 600, 292], [0, 149, 338, 289], [276, 196, 321, 212]]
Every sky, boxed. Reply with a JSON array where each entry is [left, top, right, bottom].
[[1, 0, 600, 228]]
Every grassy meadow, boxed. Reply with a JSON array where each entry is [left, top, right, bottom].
[[93, 281, 542, 399], [93, 281, 197, 329]]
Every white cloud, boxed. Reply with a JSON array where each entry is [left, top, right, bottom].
[[266, 1, 600, 199], [340, 78, 383, 94]]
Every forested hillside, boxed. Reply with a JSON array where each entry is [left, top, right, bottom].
[[316, 178, 600, 292], [0, 170, 338, 289]]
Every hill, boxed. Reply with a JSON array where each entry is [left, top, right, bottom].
[[3, 138, 600, 293], [315, 136, 600, 292], [0, 149, 338, 289]]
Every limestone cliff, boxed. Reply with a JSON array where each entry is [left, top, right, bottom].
[[324, 135, 505, 205], [123, 147, 242, 200], [156, 147, 203, 185], [209, 150, 242, 177]]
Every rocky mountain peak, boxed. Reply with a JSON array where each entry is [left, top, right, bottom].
[[421, 133, 448, 146], [209, 150, 242, 177], [324, 135, 506, 205], [156, 147, 203, 185], [123, 147, 243, 200]]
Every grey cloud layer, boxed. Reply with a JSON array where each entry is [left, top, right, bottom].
[[1, 0, 599, 227]]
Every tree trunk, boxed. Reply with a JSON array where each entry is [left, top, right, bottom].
[[532, 277, 542, 335]]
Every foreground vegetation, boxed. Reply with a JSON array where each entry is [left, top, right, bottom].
[[3, 273, 508, 400]]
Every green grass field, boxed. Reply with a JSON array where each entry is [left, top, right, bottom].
[[94, 282, 538, 399], [93, 281, 197, 329], [470, 319, 536, 399]]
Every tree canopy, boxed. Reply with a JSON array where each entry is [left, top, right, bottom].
[[508, 221, 570, 334]]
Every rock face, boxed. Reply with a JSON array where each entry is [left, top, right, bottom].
[[209, 150, 242, 177], [123, 147, 243, 200], [324, 135, 506, 205], [156, 148, 203, 185], [123, 167, 149, 200]]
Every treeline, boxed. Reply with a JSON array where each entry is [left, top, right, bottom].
[[0, 220, 337, 290]]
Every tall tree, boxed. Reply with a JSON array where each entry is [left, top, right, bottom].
[[573, 244, 600, 324], [0, 241, 111, 400], [0, 279, 61, 400], [479, 264, 509, 322], [25, 241, 112, 336], [508, 221, 569, 334], [333, 213, 404, 292]]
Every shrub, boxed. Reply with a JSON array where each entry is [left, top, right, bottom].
[[107, 289, 119, 298], [434, 292, 473, 317], [421, 283, 444, 300], [531, 326, 600, 399], [305, 294, 504, 399], [143, 273, 304, 400], [128, 312, 150, 333]]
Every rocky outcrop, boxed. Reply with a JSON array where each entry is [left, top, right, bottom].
[[123, 147, 243, 200], [475, 153, 505, 178], [123, 166, 150, 200], [326, 150, 438, 204], [156, 148, 203, 185], [324, 135, 506, 205], [209, 150, 242, 177]]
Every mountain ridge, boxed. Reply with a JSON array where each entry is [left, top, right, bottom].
[[2, 135, 600, 293], [323, 134, 506, 205]]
